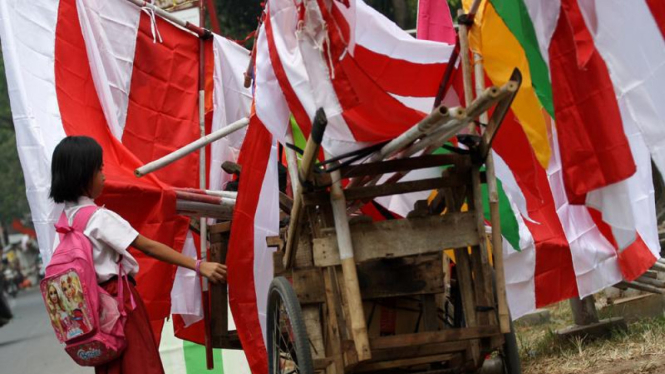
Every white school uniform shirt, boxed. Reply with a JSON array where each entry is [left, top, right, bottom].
[[51, 196, 140, 283]]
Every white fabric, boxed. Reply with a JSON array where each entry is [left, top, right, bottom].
[[209, 35, 252, 193], [169, 231, 202, 326], [521, 0, 560, 68], [252, 132, 280, 343], [52, 196, 139, 283], [76, 0, 141, 140], [546, 128, 623, 297], [0, 0, 67, 266], [351, 0, 454, 63], [576, 0, 665, 183], [254, 21, 291, 143], [493, 151, 537, 319]]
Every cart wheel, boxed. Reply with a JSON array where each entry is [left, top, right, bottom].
[[501, 320, 521, 374], [267, 276, 313, 374]]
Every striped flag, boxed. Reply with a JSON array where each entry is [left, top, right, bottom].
[[0, 0, 251, 364], [464, 0, 663, 316]]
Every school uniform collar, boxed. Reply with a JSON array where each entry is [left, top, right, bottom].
[[64, 196, 96, 209]]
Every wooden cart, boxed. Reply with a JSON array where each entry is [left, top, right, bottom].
[[258, 70, 522, 373]]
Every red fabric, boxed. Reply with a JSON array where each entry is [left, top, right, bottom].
[[548, 1, 636, 204], [416, 0, 456, 44], [617, 235, 658, 281], [264, 13, 313, 137], [122, 15, 201, 188], [493, 111, 579, 307], [318, 0, 428, 142], [227, 113, 272, 374], [352, 45, 448, 98], [173, 231, 207, 345], [95, 279, 165, 374], [11, 219, 36, 238], [647, 0, 665, 38], [54, 0, 189, 327], [588, 208, 656, 281]]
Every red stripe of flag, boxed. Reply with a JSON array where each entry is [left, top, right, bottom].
[[227, 112, 272, 374], [54, 0, 190, 324], [548, 0, 636, 204], [492, 111, 579, 307]]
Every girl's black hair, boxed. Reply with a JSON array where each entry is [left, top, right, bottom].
[[49, 136, 103, 203]]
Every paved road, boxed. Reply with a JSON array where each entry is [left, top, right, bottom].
[[0, 288, 91, 374]]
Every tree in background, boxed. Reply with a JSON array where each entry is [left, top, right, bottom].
[[0, 47, 30, 228]]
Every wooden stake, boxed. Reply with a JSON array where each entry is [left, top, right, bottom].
[[327, 150, 372, 362], [474, 52, 511, 334]]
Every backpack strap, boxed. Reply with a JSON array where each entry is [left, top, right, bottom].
[[71, 206, 100, 232]]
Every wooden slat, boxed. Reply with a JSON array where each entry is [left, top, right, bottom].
[[211, 330, 242, 350], [209, 227, 230, 342], [313, 212, 479, 267], [303, 175, 468, 206], [339, 154, 466, 179], [357, 254, 444, 299], [370, 326, 500, 350], [303, 306, 326, 360], [369, 341, 469, 363], [293, 268, 326, 304], [355, 354, 455, 372]]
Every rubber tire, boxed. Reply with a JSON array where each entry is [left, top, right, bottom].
[[267, 276, 313, 374], [502, 320, 521, 374]]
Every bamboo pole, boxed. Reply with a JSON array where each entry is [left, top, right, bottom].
[[474, 53, 511, 334], [618, 281, 665, 295], [124, 0, 212, 38], [284, 128, 301, 197], [198, 3, 213, 367], [134, 117, 249, 177], [176, 200, 235, 220], [174, 187, 237, 200], [174, 190, 234, 206], [326, 149, 372, 362], [282, 109, 328, 269]]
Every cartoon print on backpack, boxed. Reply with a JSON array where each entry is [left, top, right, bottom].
[[41, 271, 93, 341], [61, 274, 92, 334]]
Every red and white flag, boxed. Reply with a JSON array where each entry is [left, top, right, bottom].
[[0, 0, 251, 339]]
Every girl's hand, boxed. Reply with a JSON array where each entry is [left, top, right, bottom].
[[199, 262, 227, 284]]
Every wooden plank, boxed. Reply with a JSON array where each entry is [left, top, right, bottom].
[[209, 227, 229, 341], [303, 175, 469, 207], [355, 354, 455, 372], [313, 212, 478, 267], [339, 154, 466, 179], [303, 306, 326, 360], [293, 268, 326, 304], [370, 326, 500, 350], [279, 191, 294, 213], [369, 341, 468, 363], [323, 267, 346, 373], [469, 168, 497, 327], [211, 330, 242, 350], [356, 254, 444, 299], [208, 221, 231, 234]]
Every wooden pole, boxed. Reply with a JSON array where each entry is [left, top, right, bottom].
[[474, 53, 511, 334], [569, 296, 599, 326], [134, 117, 249, 177], [124, 0, 212, 38], [283, 109, 328, 269], [326, 150, 372, 362], [198, 2, 213, 368]]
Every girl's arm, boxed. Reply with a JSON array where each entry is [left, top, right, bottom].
[[131, 235, 227, 283]]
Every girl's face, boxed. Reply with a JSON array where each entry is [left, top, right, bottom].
[[89, 165, 105, 199]]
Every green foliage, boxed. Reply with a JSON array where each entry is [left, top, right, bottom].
[[212, 0, 263, 46], [0, 47, 30, 226]]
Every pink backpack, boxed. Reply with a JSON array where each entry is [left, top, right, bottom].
[[40, 206, 134, 366]]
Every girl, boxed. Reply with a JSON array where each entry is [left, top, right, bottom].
[[50, 136, 227, 374]]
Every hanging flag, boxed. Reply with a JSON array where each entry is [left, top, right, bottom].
[[0, 0, 251, 355], [465, 0, 661, 311], [417, 0, 456, 44]]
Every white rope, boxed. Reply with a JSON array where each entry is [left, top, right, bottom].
[[141, 0, 163, 43]]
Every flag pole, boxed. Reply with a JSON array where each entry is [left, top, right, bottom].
[[198, 0, 214, 369], [124, 0, 212, 39]]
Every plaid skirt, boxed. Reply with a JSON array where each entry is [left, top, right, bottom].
[[95, 277, 165, 374]]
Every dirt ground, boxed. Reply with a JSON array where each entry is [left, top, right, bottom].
[[517, 301, 665, 374]]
